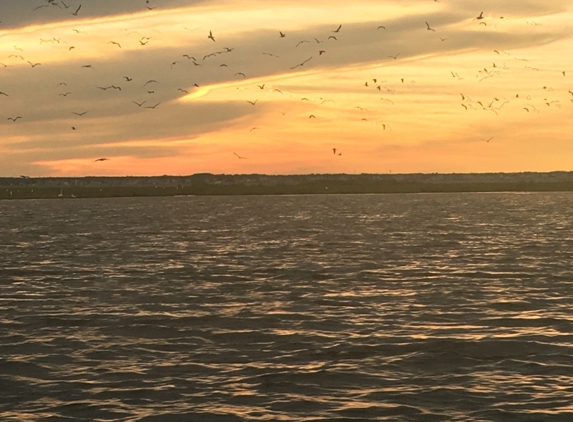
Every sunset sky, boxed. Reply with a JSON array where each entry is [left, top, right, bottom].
[[1, 0, 572, 176]]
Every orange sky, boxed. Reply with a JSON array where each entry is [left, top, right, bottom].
[[1, 0, 572, 176]]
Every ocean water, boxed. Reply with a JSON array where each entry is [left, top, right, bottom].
[[1, 192, 573, 421]]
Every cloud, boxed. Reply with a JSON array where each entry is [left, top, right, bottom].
[[1, 0, 573, 175]]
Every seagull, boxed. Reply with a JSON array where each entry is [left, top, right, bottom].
[[328, 36, 337, 40], [178, 88, 188, 94], [296, 40, 310, 47], [72, 111, 88, 116], [71, 4, 81, 16], [290, 56, 313, 69], [388, 53, 400, 59], [333, 24, 342, 33], [233, 152, 247, 159], [123, 76, 132, 81], [0, 91, 8, 96], [208, 31, 215, 42], [484, 137, 494, 142], [146, 102, 161, 109], [475, 11, 484, 20], [425, 21, 436, 31], [143, 79, 158, 86], [258, 84, 265, 89], [8, 116, 22, 121], [133, 100, 147, 107], [377, 25, 386, 30], [333, 148, 337, 154], [108, 41, 121, 48], [235, 72, 246, 77], [246, 100, 258, 105], [94, 158, 109, 162]]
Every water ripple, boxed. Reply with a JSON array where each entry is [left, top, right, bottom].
[[1, 193, 573, 421]]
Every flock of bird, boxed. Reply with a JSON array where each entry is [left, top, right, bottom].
[[0, 0, 572, 170]]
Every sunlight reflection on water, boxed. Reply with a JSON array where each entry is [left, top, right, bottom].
[[1, 192, 573, 421]]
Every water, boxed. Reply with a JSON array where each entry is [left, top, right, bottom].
[[1, 193, 573, 421]]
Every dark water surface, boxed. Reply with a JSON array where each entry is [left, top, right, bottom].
[[1, 193, 573, 421]]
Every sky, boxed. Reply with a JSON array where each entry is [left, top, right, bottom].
[[0, 0, 572, 176]]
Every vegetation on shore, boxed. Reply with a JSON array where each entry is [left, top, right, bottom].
[[2, 173, 573, 200]]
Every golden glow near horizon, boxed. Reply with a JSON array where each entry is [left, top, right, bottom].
[[1, 0, 573, 176]]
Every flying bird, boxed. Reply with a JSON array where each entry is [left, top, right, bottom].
[[108, 41, 121, 48], [246, 100, 258, 105], [71, 4, 81, 16], [8, 116, 22, 121], [233, 152, 247, 159], [72, 111, 88, 116], [333, 24, 342, 33], [279, 31, 286, 37], [208, 31, 215, 42], [425, 21, 435, 31], [94, 158, 109, 162], [290, 56, 313, 69], [133, 101, 146, 107]]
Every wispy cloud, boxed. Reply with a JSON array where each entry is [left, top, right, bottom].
[[1, 0, 573, 175]]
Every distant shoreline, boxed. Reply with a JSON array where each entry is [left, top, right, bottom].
[[2, 172, 573, 200]]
